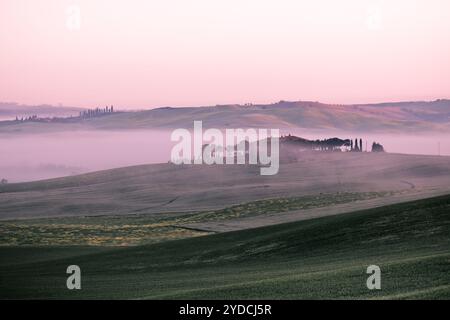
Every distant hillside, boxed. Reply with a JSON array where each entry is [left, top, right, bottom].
[[0, 99, 449, 133], [0, 102, 85, 121], [1, 152, 450, 220]]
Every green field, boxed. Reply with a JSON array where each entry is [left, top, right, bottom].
[[0, 194, 449, 299], [0, 192, 389, 246]]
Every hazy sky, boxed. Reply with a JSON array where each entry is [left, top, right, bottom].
[[1, 0, 449, 109]]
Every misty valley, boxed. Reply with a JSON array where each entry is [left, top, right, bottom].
[[1, 103, 450, 300], [1, 129, 448, 183], [1, 0, 450, 304]]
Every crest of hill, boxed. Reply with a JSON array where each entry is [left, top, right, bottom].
[[91, 99, 450, 131], [0, 99, 449, 133]]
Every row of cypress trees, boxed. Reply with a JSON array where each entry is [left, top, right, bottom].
[[350, 138, 363, 151]]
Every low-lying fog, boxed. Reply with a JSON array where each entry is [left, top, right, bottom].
[[0, 129, 449, 182], [0, 131, 174, 182]]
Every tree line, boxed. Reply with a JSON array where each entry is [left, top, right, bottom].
[[79, 105, 114, 118]]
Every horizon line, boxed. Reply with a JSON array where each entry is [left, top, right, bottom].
[[1, 97, 450, 111]]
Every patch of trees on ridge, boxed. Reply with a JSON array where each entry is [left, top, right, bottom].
[[79, 105, 114, 118], [281, 134, 385, 152], [12, 105, 116, 123]]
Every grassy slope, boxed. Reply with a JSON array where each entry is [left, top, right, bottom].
[[2, 152, 450, 220], [0, 192, 388, 246], [1, 194, 449, 299]]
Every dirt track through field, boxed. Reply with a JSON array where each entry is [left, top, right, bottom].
[[179, 185, 450, 232]]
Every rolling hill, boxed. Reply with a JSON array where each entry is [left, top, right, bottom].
[[1, 193, 449, 299], [1, 99, 450, 134], [1, 152, 450, 220]]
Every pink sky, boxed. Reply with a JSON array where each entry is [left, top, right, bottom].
[[0, 0, 449, 109]]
